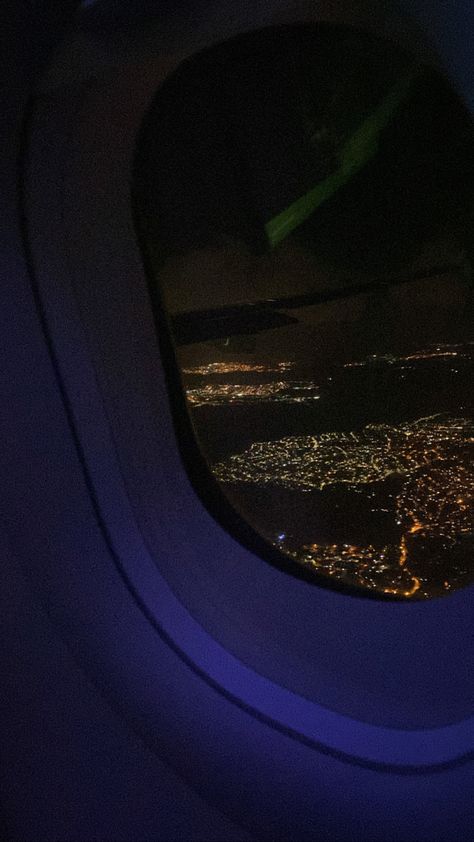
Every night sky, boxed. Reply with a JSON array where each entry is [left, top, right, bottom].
[[135, 22, 473, 314]]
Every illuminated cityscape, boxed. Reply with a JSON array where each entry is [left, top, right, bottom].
[[344, 342, 474, 369], [186, 380, 320, 406], [282, 542, 423, 597], [212, 414, 473, 491], [183, 361, 295, 375], [181, 342, 474, 599]]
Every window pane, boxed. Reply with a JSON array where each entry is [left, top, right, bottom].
[[134, 24, 474, 600]]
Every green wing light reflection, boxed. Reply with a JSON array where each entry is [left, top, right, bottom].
[[265, 67, 421, 249]]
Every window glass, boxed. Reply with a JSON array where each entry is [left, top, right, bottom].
[[134, 24, 474, 599]]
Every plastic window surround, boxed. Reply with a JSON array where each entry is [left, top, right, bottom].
[[23, 0, 474, 773]]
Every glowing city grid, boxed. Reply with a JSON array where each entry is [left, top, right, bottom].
[[182, 343, 474, 599]]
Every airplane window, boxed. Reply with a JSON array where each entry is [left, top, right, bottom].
[[134, 23, 474, 600]]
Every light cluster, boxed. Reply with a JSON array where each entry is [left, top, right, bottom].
[[182, 361, 295, 375], [283, 541, 421, 597], [397, 458, 473, 541], [212, 414, 473, 491], [213, 413, 473, 598], [186, 380, 320, 406], [344, 342, 473, 369], [182, 342, 473, 598]]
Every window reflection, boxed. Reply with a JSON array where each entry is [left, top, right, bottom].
[[135, 24, 474, 599]]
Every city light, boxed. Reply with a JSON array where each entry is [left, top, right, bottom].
[[182, 342, 473, 598], [212, 414, 473, 492], [186, 380, 320, 406], [183, 361, 295, 375], [344, 342, 473, 369], [212, 413, 473, 598]]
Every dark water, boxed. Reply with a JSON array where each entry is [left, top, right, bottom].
[[191, 352, 474, 461]]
